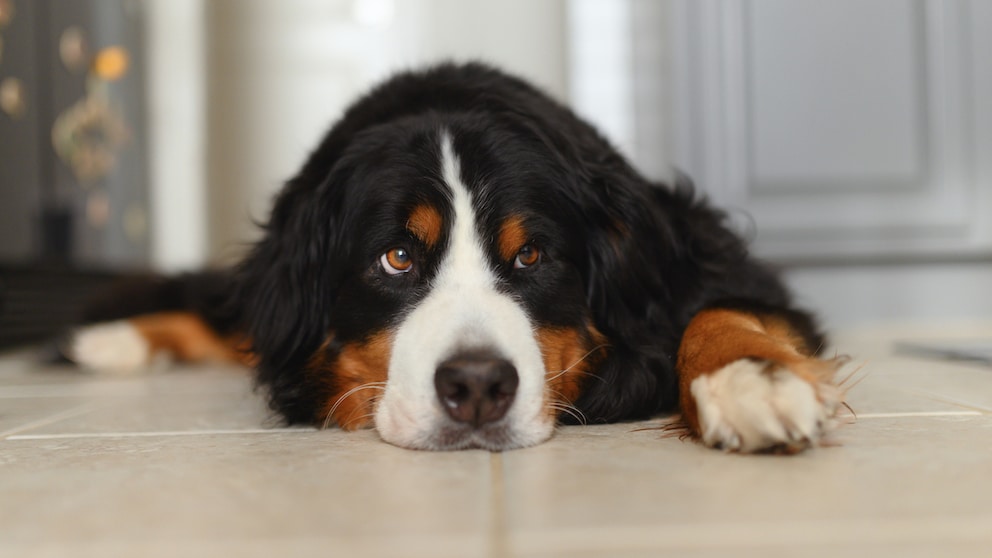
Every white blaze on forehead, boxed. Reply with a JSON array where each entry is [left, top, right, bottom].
[[438, 134, 496, 295], [374, 133, 553, 450]]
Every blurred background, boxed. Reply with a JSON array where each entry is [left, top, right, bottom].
[[1, 0, 991, 347]]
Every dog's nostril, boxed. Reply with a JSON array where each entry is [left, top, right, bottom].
[[434, 351, 518, 427]]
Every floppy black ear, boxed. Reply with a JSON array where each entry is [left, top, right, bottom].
[[235, 176, 344, 423], [567, 163, 688, 422], [583, 172, 755, 330]]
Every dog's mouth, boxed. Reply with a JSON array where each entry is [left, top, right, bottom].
[[427, 421, 522, 451], [373, 392, 556, 451]]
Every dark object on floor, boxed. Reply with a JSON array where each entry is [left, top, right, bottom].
[[0, 265, 122, 350], [895, 339, 992, 366]]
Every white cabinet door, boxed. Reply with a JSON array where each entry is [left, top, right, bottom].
[[670, 0, 992, 262]]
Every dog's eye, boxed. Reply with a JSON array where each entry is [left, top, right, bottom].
[[514, 244, 541, 269], [380, 248, 413, 275]]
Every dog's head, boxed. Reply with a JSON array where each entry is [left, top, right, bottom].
[[238, 64, 688, 450]]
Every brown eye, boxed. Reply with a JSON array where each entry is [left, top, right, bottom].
[[514, 244, 540, 269], [381, 248, 413, 275]]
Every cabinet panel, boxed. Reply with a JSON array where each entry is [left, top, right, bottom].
[[748, 0, 925, 188], [672, 0, 988, 261]]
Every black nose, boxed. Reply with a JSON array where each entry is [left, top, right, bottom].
[[435, 351, 519, 427]]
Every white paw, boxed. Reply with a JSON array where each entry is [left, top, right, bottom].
[[690, 359, 839, 453], [70, 321, 151, 374]]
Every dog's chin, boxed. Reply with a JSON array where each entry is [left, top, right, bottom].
[[432, 423, 552, 452], [375, 415, 555, 452]]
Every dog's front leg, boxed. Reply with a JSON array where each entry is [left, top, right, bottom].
[[676, 308, 845, 453]]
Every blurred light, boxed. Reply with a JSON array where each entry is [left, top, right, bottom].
[[0, 0, 14, 29], [351, 0, 394, 29], [92, 46, 130, 81], [59, 26, 89, 73], [86, 190, 110, 229], [123, 204, 147, 244], [0, 76, 25, 118]]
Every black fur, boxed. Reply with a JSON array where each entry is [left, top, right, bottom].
[[229, 62, 822, 426], [80, 271, 240, 335]]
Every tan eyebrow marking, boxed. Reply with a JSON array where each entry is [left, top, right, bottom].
[[498, 215, 528, 262], [406, 204, 443, 248]]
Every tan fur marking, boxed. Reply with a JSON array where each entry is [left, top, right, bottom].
[[129, 312, 254, 366], [676, 308, 832, 436], [407, 204, 443, 248], [312, 331, 393, 430], [498, 215, 529, 262], [538, 324, 608, 421]]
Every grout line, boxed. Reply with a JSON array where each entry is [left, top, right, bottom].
[[852, 410, 984, 419], [6, 427, 319, 441], [0, 404, 97, 439], [489, 452, 509, 558], [904, 390, 992, 414]]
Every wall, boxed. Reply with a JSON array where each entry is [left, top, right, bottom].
[[786, 263, 992, 331], [662, 0, 992, 330], [146, 0, 566, 270], [144, 0, 992, 331], [145, 0, 207, 273]]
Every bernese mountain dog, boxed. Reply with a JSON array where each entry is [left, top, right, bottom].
[[70, 63, 845, 453]]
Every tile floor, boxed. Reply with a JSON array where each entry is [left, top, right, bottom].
[[1, 324, 991, 557]]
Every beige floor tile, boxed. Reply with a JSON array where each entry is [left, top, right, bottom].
[[500, 416, 992, 556], [506, 540, 991, 558], [847, 357, 992, 413], [841, 358, 991, 416], [4, 333, 992, 558], [1, 363, 275, 436], [0, 364, 251, 399], [8, 391, 281, 437], [831, 322, 992, 359], [0, 398, 93, 438], [833, 326, 992, 412], [0, 430, 494, 558], [1, 538, 489, 558]]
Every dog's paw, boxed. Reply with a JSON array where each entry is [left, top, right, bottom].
[[690, 358, 841, 453], [69, 321, 152, 373]]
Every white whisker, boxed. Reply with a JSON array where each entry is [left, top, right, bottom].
[[546, 343, 610, 383], [548, 402, 587, 425], [322, 382, 388, 430], [340, 411, 379, 430], [545, 381, 589, 425]]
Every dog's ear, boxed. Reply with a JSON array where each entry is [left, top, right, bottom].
[[235, 176, 345, 422], [567, 163, 686, 420], [576, 163, 773, 421], [580, 168, 683, 337], [582, 167, 752, 334]]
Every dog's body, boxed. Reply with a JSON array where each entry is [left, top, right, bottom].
[[72, 63, 843, 452]]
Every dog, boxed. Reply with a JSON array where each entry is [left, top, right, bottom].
[[70, 63, 844, 453]]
